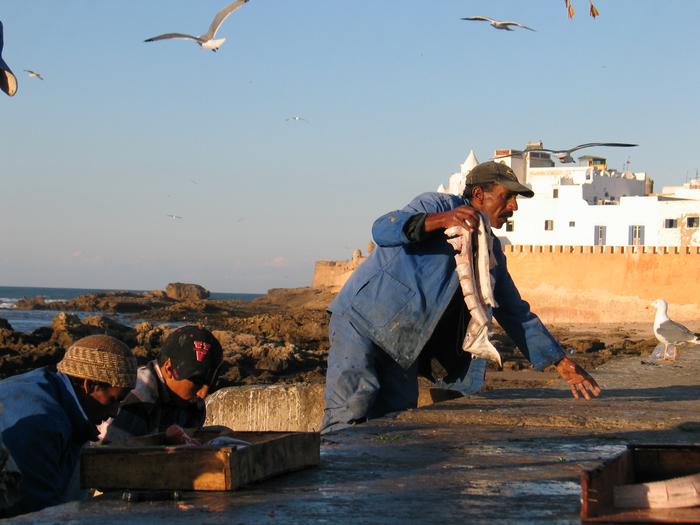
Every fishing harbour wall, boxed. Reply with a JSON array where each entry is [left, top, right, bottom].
[[312, 245, 700, 323]]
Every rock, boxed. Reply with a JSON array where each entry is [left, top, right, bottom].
[[81, 316, 137, 346], [0, 319, 13, 331], [205, 383, 325, 432], [165, 283, 210, 301], [143, 290, 167, 299], [14, 296, 46, 310]]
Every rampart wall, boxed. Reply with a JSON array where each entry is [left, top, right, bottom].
[[312, 245, 700, 323]]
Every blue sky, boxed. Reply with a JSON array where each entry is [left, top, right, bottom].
[[1, 1, 698, 292]]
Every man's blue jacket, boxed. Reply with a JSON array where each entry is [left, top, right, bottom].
[[329, 192, 564, 371], [0, 367, 98, 514]]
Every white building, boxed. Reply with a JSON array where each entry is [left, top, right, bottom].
[[438, 144, 700, 247]]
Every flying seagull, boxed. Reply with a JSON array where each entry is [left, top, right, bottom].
[[522, 142, 638, 164], [286, 116, 309, 123], [565, 0, 600, 19], [166, 214, 183, 220], [144, 0, 250, 52], [461, 16, 535, 32], [24, 69, 44, 80], [651, 299, 700, 360], [0, 20, 18, 97]]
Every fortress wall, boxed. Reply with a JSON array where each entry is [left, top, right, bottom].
[[501, 245, 700, 323], [311, 259, 365, 291], [312, 246, 700, 323]]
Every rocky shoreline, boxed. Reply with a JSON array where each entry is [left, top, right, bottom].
[[1, 284, 662, 392]]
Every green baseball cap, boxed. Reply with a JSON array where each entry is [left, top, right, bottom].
[[465, 161, 534, 198]]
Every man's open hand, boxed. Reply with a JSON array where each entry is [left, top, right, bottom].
[[555, 356, 601, 400]]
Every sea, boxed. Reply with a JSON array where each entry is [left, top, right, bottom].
[[0, 286, 262, 334]]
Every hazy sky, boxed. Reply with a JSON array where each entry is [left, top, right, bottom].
[[2, 1, 698, 293]]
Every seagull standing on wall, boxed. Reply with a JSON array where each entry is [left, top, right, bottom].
[[461, 16, 535, 32], [144, 0, 250, 52], [651, 299, 700, 361]]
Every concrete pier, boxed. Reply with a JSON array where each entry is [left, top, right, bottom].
[[10, 350, 700, 524]]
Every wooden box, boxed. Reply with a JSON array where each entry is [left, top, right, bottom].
[[581, 444, 700, 523], [81, 430, 320, 492]]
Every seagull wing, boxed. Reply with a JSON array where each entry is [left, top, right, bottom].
[[203, 0, 249, 39], [657, 319, 698, 344], [510, 22, 536, 31], [145, 33, 201, 43], [524, 147, 560, 154], [461, 16, 496, 23], [567, 142, 638, 153]]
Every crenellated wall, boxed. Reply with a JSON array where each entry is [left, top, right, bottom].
[[500, 245, 700, 323], [311, 245, 700, 323]]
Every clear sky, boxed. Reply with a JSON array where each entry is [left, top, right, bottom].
[[1, 1, 699, 293]]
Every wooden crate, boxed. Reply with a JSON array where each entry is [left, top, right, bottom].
[[81, 430, 320, 491], [581, 444, 700, 523]]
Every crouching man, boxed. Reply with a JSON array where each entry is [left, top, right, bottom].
[[102, 325, 223, 443], [0, 335, 137, 515]]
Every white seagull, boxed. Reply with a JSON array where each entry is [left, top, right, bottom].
[[166, 214, 183, 220], [522, 142, 638, 164], [24, 69, 44, 80], [286, 116, 309, 123], [144, 0, 250, 52], [650, 299, 700, 360], [0, 20, 18, 97], [461, 16, 535, 32]]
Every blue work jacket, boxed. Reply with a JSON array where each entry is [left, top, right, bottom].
[[0, 368, 98, 514], [329, 192, 565, 370]]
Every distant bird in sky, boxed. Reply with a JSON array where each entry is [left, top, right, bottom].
[[461, 16, 535, 32], [651, 299, 700, 360], [144, 0, 249, 52], [522, 142, 638, 164], [166, 214, 183, 220], [0, 20, 18, 97], [286, 116, 309, 123], [24, 69, 44, 80]]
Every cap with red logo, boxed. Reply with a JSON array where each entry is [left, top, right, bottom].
[[159, 325, 223, 386]]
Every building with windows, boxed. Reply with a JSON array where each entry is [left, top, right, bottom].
[[438, 145, 700, 247]]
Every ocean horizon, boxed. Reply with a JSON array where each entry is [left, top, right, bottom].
[[0, 285, 263, 333]]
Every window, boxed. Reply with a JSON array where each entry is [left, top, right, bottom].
[[664, 219, 678, 229], [629, 225, 645, 245], [569, 221, 575, 227], [505, 219, 514, 232], [687, 217, 700, 228], [544, 220, 554, 231], [553, 189, 559, 198], [594, 225, 606, 246]]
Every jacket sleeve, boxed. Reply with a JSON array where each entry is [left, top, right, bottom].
[[491, 240, 565, 370], [372, 192, 459, 247]]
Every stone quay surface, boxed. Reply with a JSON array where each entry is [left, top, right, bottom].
[[10, 350, 700, 524]]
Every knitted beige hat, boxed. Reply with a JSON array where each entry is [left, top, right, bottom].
[[57, 335, 138, 388]]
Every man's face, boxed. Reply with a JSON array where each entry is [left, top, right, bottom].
[[472, 183, 519, 229], [82, 383, 131, 425], [161, 359, 209, 403]]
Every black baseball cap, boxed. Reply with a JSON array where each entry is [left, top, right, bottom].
[[160, 325, 223, 385], [465, 161, 534, 198]]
